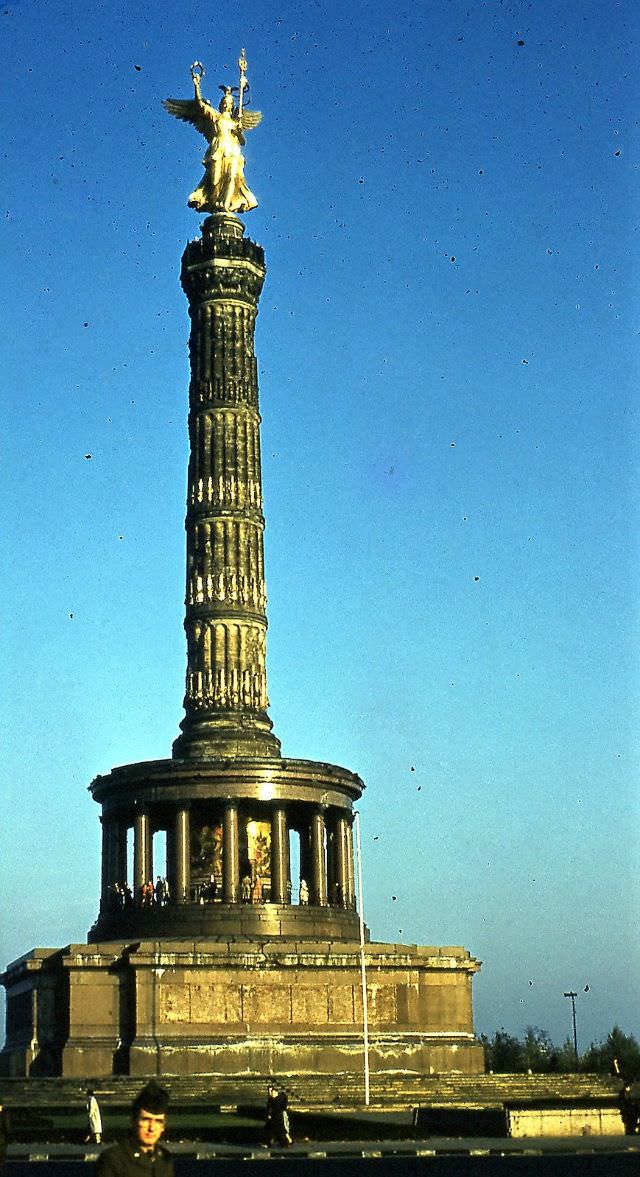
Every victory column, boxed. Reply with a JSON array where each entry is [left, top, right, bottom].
[[87, 55, 363, 941], [1, 56, 483, 1079]]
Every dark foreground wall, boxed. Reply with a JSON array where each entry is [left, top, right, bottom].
[[6, 1155, 640, 1176]]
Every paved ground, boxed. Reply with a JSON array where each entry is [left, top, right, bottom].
[[5, 1136, 640, 1175]]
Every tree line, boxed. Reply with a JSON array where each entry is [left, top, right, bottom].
[[480, 1025, 639, 1080]]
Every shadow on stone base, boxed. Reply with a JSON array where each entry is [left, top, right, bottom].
[[1, 938, 483, 1079]]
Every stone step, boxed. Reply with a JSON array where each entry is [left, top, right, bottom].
[[0, 1072, 619, 1110]]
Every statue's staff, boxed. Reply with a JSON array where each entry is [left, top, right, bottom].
[[238, 48, 248, 119]]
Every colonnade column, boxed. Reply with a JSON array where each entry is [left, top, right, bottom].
[[310, 809, 327, 906], [334, 813, 348, 907], [114, 821, 128, 888], [166, 822, 176, 900], [326, 825, 336, 904], [223, 800, 240, 903], [299, 825, 312, 901], [271, 806, 289, 904], [345, 816, 355, 910], [100, 815, 117, 903], [133, 809, 151, 900], [175, 807, 191, 903]]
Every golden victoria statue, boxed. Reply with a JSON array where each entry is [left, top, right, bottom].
[[164, 52, 262, 215]]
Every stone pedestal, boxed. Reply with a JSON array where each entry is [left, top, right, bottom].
[[1, 939, 483, 1078]]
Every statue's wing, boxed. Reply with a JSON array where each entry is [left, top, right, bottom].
[[239, 109, 262, 131], [163, 97, 216, 139]]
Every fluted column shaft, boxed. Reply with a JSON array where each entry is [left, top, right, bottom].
[[345, 818, 355, 909], [334, 813, 348, 906], [271, 806, 289, 904], [114, 821, 127, 887], [298, 823, 312, 898], [223, 800, 240, 903], [310, 810, 327, 906], [133, 810, 151, 898], [166, 822, 176, 898], [175, 807, 190, 902], [100, 816, 117, 902]]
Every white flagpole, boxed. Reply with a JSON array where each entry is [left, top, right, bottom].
[[354, 810, 370, 1106]]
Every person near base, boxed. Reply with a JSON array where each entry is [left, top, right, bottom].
[[86, 1089, 103, 1144], [265, 1082, 292, 1147]]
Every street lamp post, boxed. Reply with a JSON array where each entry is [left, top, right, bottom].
[[563, 991, 579, 1069]]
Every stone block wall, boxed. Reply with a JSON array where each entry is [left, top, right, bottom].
[[2, 939, 484, 1078]]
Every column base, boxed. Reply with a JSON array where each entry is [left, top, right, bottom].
[[88, 901, 363, 943], [172, 712, 281, 760]]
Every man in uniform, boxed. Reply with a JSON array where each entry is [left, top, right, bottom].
[[96, 1080, 173, 1175]]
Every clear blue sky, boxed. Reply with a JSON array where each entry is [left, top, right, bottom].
[[1, 0, 638, 1052]]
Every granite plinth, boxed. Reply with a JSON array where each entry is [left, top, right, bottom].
[[1, 939, 483, 1079]]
